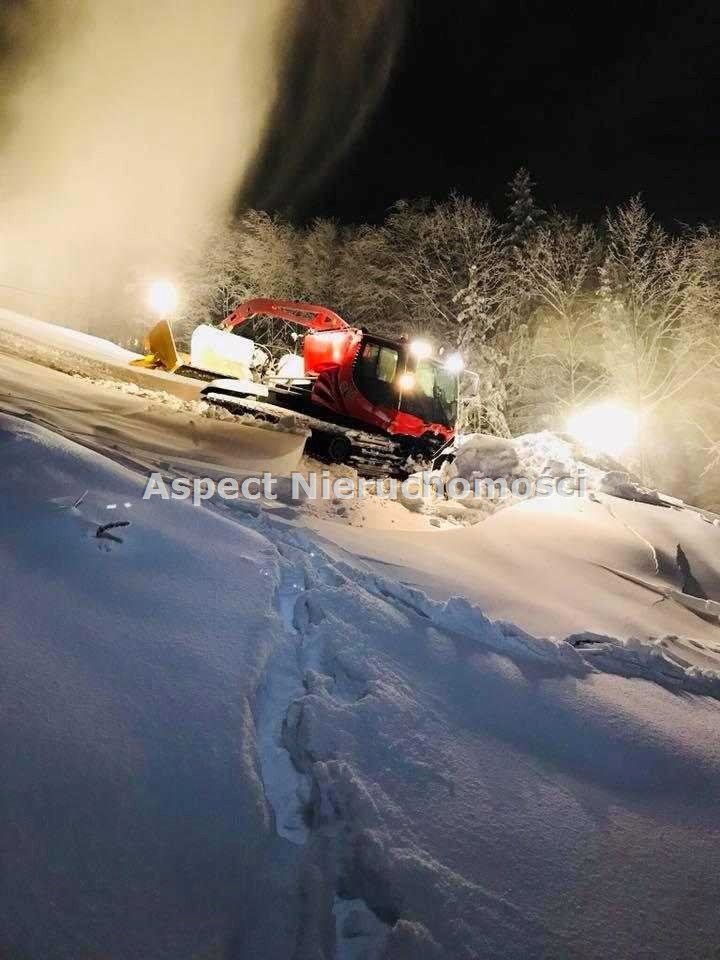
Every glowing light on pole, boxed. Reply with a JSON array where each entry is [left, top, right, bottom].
[[147, 279, 178, 319], [398, 371, 416, 391], [566, 402, 640, 457]]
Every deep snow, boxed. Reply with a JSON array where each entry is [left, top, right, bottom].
[[2, 313, 720, 960]]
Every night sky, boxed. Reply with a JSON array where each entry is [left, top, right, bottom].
[[266, 0, 720, 226]]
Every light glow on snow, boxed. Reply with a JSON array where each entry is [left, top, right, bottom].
[[566, 401, 640, 457]]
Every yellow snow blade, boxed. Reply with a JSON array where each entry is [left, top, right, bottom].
[[130, 319, 184, 372]]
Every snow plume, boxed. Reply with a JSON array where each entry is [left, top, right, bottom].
[[0, 1, 405, 332], [241, 0, 407, 212], [0, 0, 288, 330]]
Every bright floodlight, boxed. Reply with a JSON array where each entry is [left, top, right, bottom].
[[566, 402, 640, 457], [444, 352, 465, 373], [409, 339, 433, 360], [147, 279, 178, 317], [398, 372, 416, 391]]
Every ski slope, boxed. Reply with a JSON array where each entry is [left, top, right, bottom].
[[1, 312, 720, 960]]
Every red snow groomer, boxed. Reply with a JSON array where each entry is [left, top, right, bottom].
[[136, 298, 463, 475]]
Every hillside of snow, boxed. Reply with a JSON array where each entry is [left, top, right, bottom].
[[2, 313, 720, 960]]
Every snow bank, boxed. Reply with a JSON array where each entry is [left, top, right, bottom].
[[452, 429, 625, 492], [0, 307, 139, 364], [429, 429, 687, 525], [0, 309, 229, 402], [0, 351, 307, 476], [451, 434, 520, 481]]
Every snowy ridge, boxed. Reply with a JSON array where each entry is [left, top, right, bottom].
[[273, 525, 720, 700], [569, 631, 720, 695]]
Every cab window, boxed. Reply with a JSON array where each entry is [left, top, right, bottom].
[[355, 341, 400, 409], [376, 347, 398, 383]]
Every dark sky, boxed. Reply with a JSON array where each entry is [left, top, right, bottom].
[[286, 0, 720, 226]]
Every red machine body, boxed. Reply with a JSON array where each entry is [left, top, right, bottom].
[[222, 299, 456, 445]]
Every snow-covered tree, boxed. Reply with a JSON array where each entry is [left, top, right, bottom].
[[453, 257, 516, 436], [598, 198, 720, 479], [519, 214, 606, 415], [296, 218, 342, 306], [235, 210, 299, 301], [176, 211, 300, 341], [381, 196, 510, 346], [329, 222, 398, 328], [178, 220, 250, 334], [599, 197, 718, 414]]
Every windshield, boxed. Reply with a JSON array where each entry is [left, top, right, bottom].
[[354, 340, 458, 427], [401, 360, 458, 427]]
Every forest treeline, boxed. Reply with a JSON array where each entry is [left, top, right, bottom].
[[177, 171, 720, 507]]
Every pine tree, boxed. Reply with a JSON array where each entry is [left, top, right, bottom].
[[506, 168, 545, 250]]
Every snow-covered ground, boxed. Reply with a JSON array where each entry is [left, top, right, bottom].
[[0, 325, 308, 477], [2, 313, 720, 960]]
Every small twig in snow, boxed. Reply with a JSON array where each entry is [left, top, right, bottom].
[[96, 520, 130, 542]]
